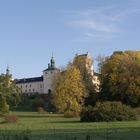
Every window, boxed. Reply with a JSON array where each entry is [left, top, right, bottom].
[[25, 85, 28, 88], [20, 85, 22, 88], [40, 84, 42, 88], [30, 85, 32, 87], [32, 89, 34, 92], [48, 89, 52, 94]]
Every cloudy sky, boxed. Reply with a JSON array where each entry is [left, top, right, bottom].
[[0, 0, 140, 78]]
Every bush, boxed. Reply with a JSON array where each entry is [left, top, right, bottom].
[[64, 110, 79, 118], [37, 107, 46, 114], [134, 107, 140, 116], [4, 115, 18, 123], [0, 114, 4, 117], [32, 98, 45, 109], [80, 102, 136, 122]]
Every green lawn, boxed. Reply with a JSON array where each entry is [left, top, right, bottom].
[[0, 111, 140, 140]]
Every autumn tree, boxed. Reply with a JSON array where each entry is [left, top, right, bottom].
[[53, 65, 86, 115], [100, 51, 140, 107], [73, 54, 97, 106]]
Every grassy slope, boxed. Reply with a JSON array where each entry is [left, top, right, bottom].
[[0, 112, 140, 140]]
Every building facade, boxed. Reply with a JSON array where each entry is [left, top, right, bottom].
[[15, 53, 100, 95], [16, 56, 58, 95], [74, 52, 100, 92]]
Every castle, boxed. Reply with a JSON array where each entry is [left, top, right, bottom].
[[16, 56, 59, 95], [15, 53, 100, 95]]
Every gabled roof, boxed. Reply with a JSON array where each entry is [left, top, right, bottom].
[[15, 76, 43, 84]]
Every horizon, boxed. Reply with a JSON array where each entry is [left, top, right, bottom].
[[0, 0, 140, 78]]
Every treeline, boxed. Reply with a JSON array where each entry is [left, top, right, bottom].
[[0, 50, 140, 122], [51, 50, 140, 121]]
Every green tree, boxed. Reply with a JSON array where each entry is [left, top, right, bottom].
[[0, 74, 21, 112], [1, 96, 9, 113], [53, 65, 86, 115], [100, 51, 140, 107]]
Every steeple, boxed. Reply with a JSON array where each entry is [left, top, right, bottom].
[[6, 65, 10, 75], [44, 55, 56, 72], [50, 55, 55, 69]]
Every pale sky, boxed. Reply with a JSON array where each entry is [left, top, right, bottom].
[[0, 0, 140, 78]]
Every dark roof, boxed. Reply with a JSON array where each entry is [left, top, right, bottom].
[[15, 76, 43, 84], [43, 68, 58, 72]]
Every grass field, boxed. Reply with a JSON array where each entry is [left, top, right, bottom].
[[0, 111, 140, 140]]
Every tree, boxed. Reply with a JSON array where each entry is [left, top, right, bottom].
[[73, 54, 97, 106], [1, 96, 9, 113], [100, 51, 140, 107], [0, 74, 21, 112], [53, 65, 86, 115]]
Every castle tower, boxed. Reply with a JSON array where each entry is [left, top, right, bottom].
[[43, 56, 58, 94], [51, 56, 55, 69], [6, 66, 10, 75]]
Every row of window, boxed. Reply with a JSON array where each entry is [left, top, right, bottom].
[[24, 89, 37, 93]]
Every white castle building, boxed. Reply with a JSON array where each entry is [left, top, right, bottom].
[[16, 56, 59, 95], [74, 53, 100, 92], [15, 53, 100, 95]]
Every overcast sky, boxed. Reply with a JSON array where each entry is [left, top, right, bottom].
[[0, 0, 140, 78]]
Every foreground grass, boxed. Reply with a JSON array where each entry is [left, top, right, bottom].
[[0, 111, 140, 140]]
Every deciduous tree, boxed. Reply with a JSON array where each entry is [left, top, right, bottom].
[[0, 74, 20, 112], [53, 65, 86, 115], [100, 51, 140, 107]]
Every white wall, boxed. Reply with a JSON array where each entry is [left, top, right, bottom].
[[43, 69, 58, 94], [17, 81, 44, 94]]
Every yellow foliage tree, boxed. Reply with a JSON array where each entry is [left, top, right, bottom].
[[53, 65, 86, 115], [100, 51, 140, 107]]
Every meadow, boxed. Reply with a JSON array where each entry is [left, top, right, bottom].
[[0, 111, 140, 140]]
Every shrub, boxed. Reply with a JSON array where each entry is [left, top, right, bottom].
[[4, 115, 18, 123], [37, 107, 46, 114], [64, 110, 79, 118], [80, 102, 136, 122], [0, 114, 4, 118], [134, 107, 140, 116], [32, 98, 45, 109]]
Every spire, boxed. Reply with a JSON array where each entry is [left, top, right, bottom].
[[6, 65, 10, 75], [50, 55, 55, 69]]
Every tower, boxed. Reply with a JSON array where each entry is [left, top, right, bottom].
[[43, 56, 58, 94], [51, 56, 55, 69], [6, 66, 10, 75]]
